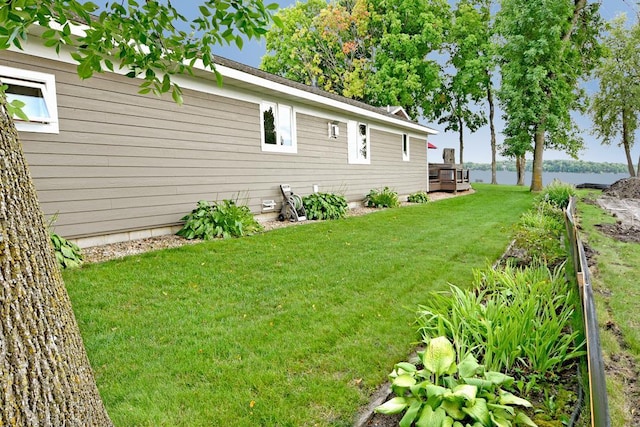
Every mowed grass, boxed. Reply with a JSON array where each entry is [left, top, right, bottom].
[[577, 192, 640, 427], [63, 184, 533, 426]]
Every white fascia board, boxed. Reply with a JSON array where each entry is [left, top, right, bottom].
[[210, 61, 438, 136], [20, 24, 438, 136]]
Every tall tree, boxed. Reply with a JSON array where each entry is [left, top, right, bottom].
[[261, 0, 449, 120], [0, 1, 277, 424], [428, 0, 495, 166], [497, 0, 602, 191], [590, 14, 640, 177]]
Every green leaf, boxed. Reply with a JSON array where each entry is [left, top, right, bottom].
[[375, 397, 409, 415], [484, 372, 514, 387], [463, 378, 493, 389], [514, 411, 538, 427], [499, 391, 532, 408], [441, 398, 466, 421], [399, 400, 422, 427], [423, 336, 456, 377], [462, 398, 491, 426], [415, 406, 448, 427], [393, 374, 417, 388], [396, 362, 418, 374], [458, 354, 482, 378], [452, 384, 477, 401]]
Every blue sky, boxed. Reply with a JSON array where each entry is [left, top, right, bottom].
[[179, 0, 638, 165]]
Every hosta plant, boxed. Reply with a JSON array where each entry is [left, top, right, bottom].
[[177, 199, 263, 240], [375, 336, 537, 427], [365, 186, 400, 208], [302, 192, 349, 220], [50, 232, 83, 269], [408, 191, 430, 204]]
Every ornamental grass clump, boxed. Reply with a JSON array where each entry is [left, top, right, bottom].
[[177, 199, 263, 239], [375, 336, 537, 427], [416, 263, 585, 378], [536, 179, 576, 210], [365, 186, 400, 208], [302, 192, 348, 220]]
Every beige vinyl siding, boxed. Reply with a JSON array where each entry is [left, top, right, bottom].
[[2, 51, 430, 240]]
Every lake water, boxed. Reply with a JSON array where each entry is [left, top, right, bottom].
[[469, 170, 630, 187]]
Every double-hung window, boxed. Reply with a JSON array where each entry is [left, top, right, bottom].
[[260, 101, 296, 153], [0, 66, 59, 133], [347, 120, 370, 164]]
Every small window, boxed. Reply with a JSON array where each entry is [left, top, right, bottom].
[[0, 66, 58, 133], [402, 134, 410, 161], [347, 120, 370, 164], [260, 101, 296, 153]]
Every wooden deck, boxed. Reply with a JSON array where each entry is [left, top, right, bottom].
[[428, 164, 471, 193]]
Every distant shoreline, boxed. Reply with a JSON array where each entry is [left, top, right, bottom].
[[465, 159, 629, 174]]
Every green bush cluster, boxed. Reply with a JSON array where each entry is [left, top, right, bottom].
[[365, 186, 400, 208], [50, 232, 83, 269], [302, 192, 349, 220], [407, 191, 430, 204], [513, 181, 571, 267], [177, 199, 263, 240]]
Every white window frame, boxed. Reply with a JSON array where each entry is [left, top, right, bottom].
[[402, 133, 410, 161], [260, 101, 297, 154], [347, 120, 370, 164], [0, 65, 59, 134]]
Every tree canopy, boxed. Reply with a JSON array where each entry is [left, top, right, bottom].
[[590, 14, 640, 176], [260, 0, 449, 120], [497, 0, 602, 191]]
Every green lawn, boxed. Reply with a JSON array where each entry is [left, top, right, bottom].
[[577, 193, 640, 427], [63, 184, 533, 426]]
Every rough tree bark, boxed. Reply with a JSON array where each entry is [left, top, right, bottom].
[[516, 155, 526, 186], [458, 116, 464, 165], [622, 109, 637, 176], [0, 100, 112, 426], [487, 84, 497, 184], [531, 126, 545, 191]]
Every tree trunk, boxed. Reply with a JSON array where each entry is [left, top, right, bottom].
[[458, 116, 464, 165], [0, 101, 112, 426], [622, 109, 636, 176], [530, 126, 545, 192], [516, 156, 526, 186], [487, 84, 497, 184]]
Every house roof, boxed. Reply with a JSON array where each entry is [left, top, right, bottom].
[[211, 56, 438, 135]]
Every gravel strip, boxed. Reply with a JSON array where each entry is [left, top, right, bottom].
[[82, 190, 474, 264]]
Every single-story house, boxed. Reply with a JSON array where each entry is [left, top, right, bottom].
[[1, 29, 438, 247]]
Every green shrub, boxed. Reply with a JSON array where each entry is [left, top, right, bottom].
[[177, 199, 263, 240], [537, 179, 576, 209], [416, 263, 584, 379], [50, 232, 83, 269], [375, 336, 537, 427], [302, 192, 348, 220], [407, 191, 430, 204], [513, 204, 566, 266], [364, 186, 400, 208]]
